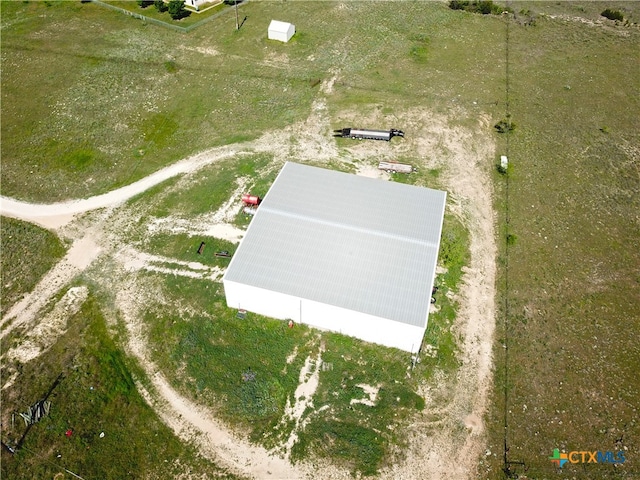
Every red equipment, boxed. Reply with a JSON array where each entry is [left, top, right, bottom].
[[242, 194, 261, 206]]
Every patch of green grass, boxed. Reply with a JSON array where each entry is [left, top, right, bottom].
[[143, 274, 314, 445], [0, 293, 235, 479], [64, 148, 98, 170], [289, 333, 421, 476], [141, 113, 179, 148], [143, 233, 236, 266], [294, 419, 385, 477], [409, 34, 430, 63], [148, 153, 272, 218], [377, 383, 425, 411], [0, 217, 67, 317], [164, 59, 179, 72], [417, 213, 469, 376], [438, 213, 470, 289]]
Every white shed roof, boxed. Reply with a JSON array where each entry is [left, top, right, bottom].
[[268, 20, 293, 33], [223, 162, 446, 328]]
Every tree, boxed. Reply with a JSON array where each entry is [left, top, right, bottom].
[[154, 0, 168, 13], [137, 0, 154, 7], [168, 0, 188, 20]]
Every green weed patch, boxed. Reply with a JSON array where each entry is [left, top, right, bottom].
[[0, 218, 67, 317]]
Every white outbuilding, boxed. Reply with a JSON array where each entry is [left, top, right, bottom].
[[268, 20, 295, 43], [223, 162, 447, 353]]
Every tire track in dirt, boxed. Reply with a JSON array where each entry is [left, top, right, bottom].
[[137, 374, 304, 480], [0, 234, 102, 338], [113, 269, 307, 480], [0, 145, 242, 229], [382, 115, 497, 480]]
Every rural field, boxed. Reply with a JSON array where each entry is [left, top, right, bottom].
[[1, 1, 638, 479]]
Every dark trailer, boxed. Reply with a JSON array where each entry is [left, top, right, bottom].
[[334, 128, 405, 141]]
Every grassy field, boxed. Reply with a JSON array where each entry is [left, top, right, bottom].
[[0, 0, 317, 201], [0, 217, 67, 317], [483, 2, 640, 479], [1, 0, 506, 202], [1, 0, 639, 478], [0, 293, 238, 479]]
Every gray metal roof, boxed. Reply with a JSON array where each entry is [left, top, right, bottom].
[[223, 162, 447, 328]]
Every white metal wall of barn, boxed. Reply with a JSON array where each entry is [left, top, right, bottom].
[[224, 279, 426, 353]]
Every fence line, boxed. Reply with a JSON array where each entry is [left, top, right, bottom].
[[89, 0, 247, 33]]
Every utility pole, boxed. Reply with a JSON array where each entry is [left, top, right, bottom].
[[235, 0, 239, 30]]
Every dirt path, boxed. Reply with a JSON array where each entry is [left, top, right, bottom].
[[341, 110, 497, 480], [0, 145, 241, 229], [0, 233, 102, 338], [1, 101, 497, 480], [106, 266, 306, 479], [416, 120, 497, 479], [139, 374, 304, 479]]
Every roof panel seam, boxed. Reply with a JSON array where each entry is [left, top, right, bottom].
[[259, 206, 440, 249]]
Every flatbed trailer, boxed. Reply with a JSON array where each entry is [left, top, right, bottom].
[[334, 128, 404, 141]]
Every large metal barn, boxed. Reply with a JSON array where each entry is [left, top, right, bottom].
[[223, 162, 446, 353]]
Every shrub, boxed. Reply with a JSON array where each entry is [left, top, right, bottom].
[[449, 0, 469, 10], [494, 119, 516, 133], [154, 0, 168, 13], [449, 0, 505, 15], [476, 1, 494, 15], [601, 9, 624, 21], [168, 0, 189, 20]]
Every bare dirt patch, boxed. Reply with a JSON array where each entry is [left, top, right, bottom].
[[116, 246, 225, 281], [350, 383, 381, 407], [356, 163, 387, 179], [280, 345, 325, 457]]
